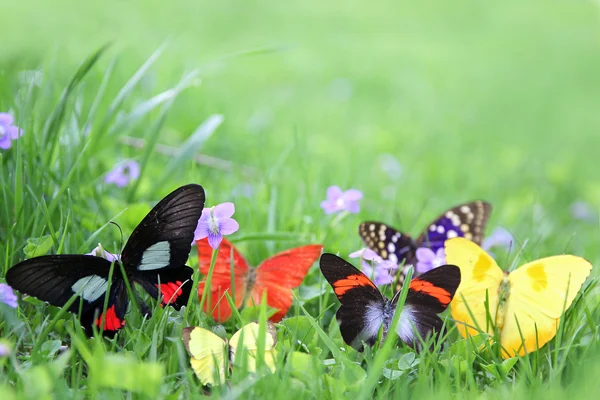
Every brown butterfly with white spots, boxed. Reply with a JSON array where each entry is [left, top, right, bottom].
[[359, 201, 491, 287]]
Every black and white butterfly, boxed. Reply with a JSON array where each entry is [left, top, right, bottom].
[[6, 184, 205, 337], [319, 253, 460, 351], [358, 201, 491, 286]]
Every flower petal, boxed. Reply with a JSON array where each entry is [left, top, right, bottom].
[[0, 135, 11, 150], [219, 218, 239, 235], [415, 247, 435, 262], [435, 248, 446, 263], [320, 200, 339, 214], [199, 208, 211, 223], [194, 220, 210, 241], [207, 232, 223, 249], [213, 202, 235, 219], [343, 189, 363, 201], [7, 126, 23, 140], [416, 261, 433, 274], [0, 113, 14, 125], [349, 249, 364, 258], [124, 160, 140, 180], [362, 248, 379, 261], [326, 186, 343, 201], [344, 200, 360, 214]]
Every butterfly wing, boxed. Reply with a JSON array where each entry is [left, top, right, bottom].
[[394, 265, 461, 348], [5, 255, 127, 336], [182, 327, 227, 386], [417, 201, 492, 252], [135, 266, 194, 310], [358, 222, 417, 266], [319, 253, 389, 350], [248, 245, 323, 322], [500, 256, 592, 358], [197, 238, 249, 322], [122, 184, 205, 273], [444, 237, 504, 338], [229, 322, 277, 373]]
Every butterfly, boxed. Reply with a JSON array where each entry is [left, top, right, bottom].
[[319, 253, 461, 350], [197, 238, 323, 323], [6, 184, 205, 337], [182, 322, 277, 386], [445, 237, 592, 358], [358, 200, 491, 285]]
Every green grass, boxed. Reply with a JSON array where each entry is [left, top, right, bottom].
[[2, 0, 600, 398]]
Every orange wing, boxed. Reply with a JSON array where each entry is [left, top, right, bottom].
[[197, 238, 249, 322], [249, 245, 323, 322]]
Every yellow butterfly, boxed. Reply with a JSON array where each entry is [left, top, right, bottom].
[[445, 237, 592, 358], [182, 322, 277, 386]]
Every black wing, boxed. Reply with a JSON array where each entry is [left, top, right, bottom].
[[319, 253, 390, 350], [5, 255, 128, 337], [121, 184, 205, 274], [394, 265, 461, 348], [416, 201, 492, 252]]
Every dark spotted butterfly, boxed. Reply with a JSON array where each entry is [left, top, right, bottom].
[[6, 184, 205, 337], [359, 201, 491, 286]]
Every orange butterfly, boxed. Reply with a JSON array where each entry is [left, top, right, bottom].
[[197, 238, 323, 322]]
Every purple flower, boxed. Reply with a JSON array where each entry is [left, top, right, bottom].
[[570, 201, 597, 223], [0, 342, 11, 357], [194, 202, 239, 249], [349, 248, 399, 286], [86, 244, 120, 262], [320, 186, 363, 214], [104, 160, 140, 187], [482, 227, 515, 253], [415, 247, 446, 274], [0, 283, 18, 308], [0, 113, 24, 150]]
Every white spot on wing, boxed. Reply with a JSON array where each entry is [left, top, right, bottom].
[[436, 225, 445, 234], [71, 275, 108, 302], [447, 230, 458, 238], [138, 241, 171, 271], [352, 302, 386, 349], [395, 305, 415, 344], [388, 243, 396, 253]]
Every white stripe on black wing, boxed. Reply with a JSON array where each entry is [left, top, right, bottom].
[[121, 184, 205, 273]]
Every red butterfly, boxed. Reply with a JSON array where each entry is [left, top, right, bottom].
[[197, 238, 323, 322]]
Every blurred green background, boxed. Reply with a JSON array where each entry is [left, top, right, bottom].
[[2, 0, 600, 255]]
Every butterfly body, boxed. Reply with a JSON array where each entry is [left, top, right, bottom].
[[6, 184, 205, 336], [359, 201, 491, 285], [445, 237, 592, 358], [319, 253, 461, 350], [197, 238, 323, 323]]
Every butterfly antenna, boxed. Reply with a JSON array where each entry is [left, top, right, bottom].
[[110, 221, 125, 253]]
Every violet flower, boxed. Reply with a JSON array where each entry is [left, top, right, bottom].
[[86, 244, 120, 262], [0, 283, 18, 308], [570, 201, 597, 223], [194, 202, 239, 249], [415, 247, 446, 274], [104, 160, 140, 187], [0, 342, 11, 357], [0, 113, 23, 150], [349, 248, 399, 286], [320, 186, 363, 214], [481, 227, 515, 253]]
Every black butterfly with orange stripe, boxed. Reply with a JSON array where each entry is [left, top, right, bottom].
[[6, 184, 205, 337], [359, 200, 491, 286], [319, 253, 460, 350]]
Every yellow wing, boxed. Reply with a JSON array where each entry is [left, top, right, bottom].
[[182, 327, 227, 386], [445, 237, 504, 337], [229, 322, 277, 373], [501, 256, 592, 358]]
